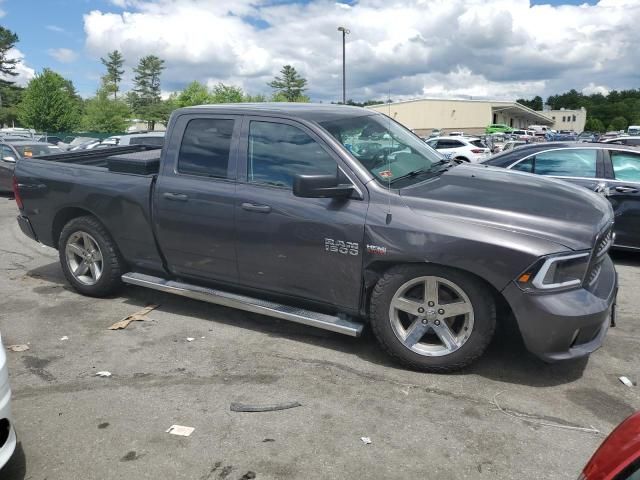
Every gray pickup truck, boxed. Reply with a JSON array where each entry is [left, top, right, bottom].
[[14, 104, 617, 372]]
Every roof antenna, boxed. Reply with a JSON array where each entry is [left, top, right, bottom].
[[385, 89, 392, 225]]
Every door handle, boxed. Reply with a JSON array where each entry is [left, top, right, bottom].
[[615, 186, 639, 194], [163, 192, 189, 201], [241, 202, 271, 213]]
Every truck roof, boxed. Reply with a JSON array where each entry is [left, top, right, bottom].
[[180, 103, 376, 123]]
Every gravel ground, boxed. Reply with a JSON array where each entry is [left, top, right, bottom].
[[0, 195, 638, 480]]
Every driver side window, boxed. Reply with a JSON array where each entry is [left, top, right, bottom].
[[0, 145, 14, 161], [248, 121, 338, 189]]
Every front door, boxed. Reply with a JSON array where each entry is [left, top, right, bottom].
[[154, 114, 241, 282], [235, 117, 368, 311], [605, 149, 640, 249]]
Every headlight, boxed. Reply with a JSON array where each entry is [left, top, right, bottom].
[[516, 252, 590, 292]]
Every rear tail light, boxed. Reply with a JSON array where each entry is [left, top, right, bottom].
[[471, 149, 485, 154], [12, 175, 23, 209]]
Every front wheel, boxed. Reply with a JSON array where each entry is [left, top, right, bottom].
[[369, 265, 496, 372], [58, 216, 125, 297]]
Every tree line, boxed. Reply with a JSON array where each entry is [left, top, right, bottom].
[[0, 26, 310, 133], [517, 90, 640, 132]]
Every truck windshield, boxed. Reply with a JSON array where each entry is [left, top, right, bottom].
[[319, 114, 445, 186]]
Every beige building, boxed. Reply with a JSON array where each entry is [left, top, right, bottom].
[[540, 107, 587, 133], [366, 98, 553, 136]]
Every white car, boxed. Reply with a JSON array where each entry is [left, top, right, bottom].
[[426, 136, 491, 163], [0, 334, 15, 469]]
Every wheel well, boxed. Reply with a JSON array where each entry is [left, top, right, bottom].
[[52, 207, 95, 247], [454, 156, 470, 162], [363, 261, 515, 330]]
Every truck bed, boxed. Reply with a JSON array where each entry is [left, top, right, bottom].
[[36, 145, 161, 172], [16, 144, 165, 273]]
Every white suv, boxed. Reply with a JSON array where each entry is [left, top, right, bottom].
[[426, 136, 491, 163]]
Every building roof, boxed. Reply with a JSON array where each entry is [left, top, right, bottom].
[[366, 97, 553, 125]]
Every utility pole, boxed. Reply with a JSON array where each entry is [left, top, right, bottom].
[[337, 26, 350, 104]]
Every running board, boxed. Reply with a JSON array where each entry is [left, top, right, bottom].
[[121, 272, 363, 337]]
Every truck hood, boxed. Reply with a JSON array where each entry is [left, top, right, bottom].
[[399, 164, 613, 251]]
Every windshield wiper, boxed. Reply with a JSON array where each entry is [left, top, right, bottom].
[[389, 168, 432, 185]]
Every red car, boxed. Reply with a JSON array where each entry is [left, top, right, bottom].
[[581, 412, 640, 479]]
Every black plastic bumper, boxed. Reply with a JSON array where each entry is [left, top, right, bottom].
[[502, 255, 617, 362], [16, 215, 37, 242]]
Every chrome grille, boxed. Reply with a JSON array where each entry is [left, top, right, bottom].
[[584, 225, 613, 288]]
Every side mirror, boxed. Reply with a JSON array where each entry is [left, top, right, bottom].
[[293, 174, 355, 199], [2, 156, 16, 163]]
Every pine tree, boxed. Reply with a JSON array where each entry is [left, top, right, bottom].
[[268, 65, 308, 102], [100, 50, 125, 100], [0, 26, 19, 81], [131, 55, 165, 129]]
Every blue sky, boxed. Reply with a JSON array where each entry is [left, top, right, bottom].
[[0, 0, 633, 101]]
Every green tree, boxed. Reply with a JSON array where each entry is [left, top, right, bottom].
[[584, 117, 605, 132], [82, 88, 130, 133], [608, 116, 628, 132], [130, 55, 165, 129], [268, 65, 308, 102], [176, 80, 212, 107], [211, 83, 244, 103], [18, 69, 80, 131], [0, 83, 23, 127], [100, 50, 125, 100], [0, 26, 19, 80], [271, 91, 310, 103], [516, 95, 543, 111]]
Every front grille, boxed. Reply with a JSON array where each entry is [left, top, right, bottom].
[[584, 225, 613, 288], [594, 228, 613, 258]]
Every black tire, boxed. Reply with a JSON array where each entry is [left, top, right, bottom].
[[58, 216, 125, 297], [454, 157, 469, 163], [369, 264, 496, 373]]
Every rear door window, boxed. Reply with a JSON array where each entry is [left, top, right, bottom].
[[470, 140, 487, 148], [533, 149, 597, 178], [611, 151, 640, 182], [247, 121, 337, 189], [178, 118, 235, 179]]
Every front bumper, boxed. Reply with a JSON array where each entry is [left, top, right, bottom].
[[503, 255, 617, 362]]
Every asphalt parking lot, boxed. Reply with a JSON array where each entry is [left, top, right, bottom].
[[0, 196, 638, 480]]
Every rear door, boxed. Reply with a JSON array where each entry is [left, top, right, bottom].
[[154, 113, 241, 282], [528, 148, 604, 190], [234, 116, 368, 311], [603, 149, 640, 248]]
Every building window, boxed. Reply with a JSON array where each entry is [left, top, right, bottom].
[[509, 119, 513, 127], [493, 113, 497, 124], [572, 115, 576, 122], [562, 116, 566, 122]]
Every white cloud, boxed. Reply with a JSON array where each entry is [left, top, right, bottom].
[[48, 48, 78, 64], [581, 83, 610, 96], [83, 0, 640, 102], [0, 48, 35, 86]]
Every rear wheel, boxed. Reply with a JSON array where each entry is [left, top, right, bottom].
[[369, 265, 496, 372], [58, 216, 124, 297], [454, 157, 469, 163]]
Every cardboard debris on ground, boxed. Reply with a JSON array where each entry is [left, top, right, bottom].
[[166, 425, 195, 437], [109, 304, 159, 330], [619, 376, 634, 387], [186, 337, 195, 342], [60, 336, 69, 341], [360, 437, 372, 445], [7, 344, 29, 352], [95, 371, 112, 378]]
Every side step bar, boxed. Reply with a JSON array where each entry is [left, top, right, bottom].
[[121, 272, 364, 337]]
